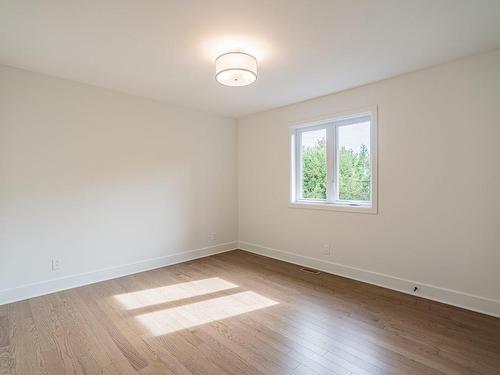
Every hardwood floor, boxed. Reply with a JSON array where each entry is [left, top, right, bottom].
[[1, 250, 499, 375]]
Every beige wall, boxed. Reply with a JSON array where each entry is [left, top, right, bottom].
[[238, 50, 500, 314], [0, 65, 238, 299]]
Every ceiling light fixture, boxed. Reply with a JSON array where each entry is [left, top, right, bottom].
[[215, 52, 257, 87]]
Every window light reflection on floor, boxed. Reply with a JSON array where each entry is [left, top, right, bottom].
[[114, 277, 238, 309], [136, 291, 278, 335]]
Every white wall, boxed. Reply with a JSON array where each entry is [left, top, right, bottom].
[[2, 50, 500, 316], [238, 50, 500, 316], [0, 65, 238, 303]]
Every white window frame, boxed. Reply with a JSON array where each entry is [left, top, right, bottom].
[[290, 106, 378, 214]]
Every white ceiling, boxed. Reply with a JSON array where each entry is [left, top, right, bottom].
[[1, 1, 500, 118]]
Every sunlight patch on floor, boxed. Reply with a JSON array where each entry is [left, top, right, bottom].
[[114, 277, 238, 309], [136, 291, 278, 335]]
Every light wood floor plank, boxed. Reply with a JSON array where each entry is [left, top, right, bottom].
[[1, 250, 499, 374]]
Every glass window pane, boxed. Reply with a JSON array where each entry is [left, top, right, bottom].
[[337, 121, 371, 201], [301, 128, 327, 200]]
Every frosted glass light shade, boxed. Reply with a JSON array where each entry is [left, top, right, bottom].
[[215, 52, 257, 86]]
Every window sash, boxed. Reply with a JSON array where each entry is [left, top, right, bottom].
[[294, 114, 373, 207]]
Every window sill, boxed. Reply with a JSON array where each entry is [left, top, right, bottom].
[[289, 201, 377, 214]]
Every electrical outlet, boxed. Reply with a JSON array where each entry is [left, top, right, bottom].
[[52, 257, 62, 271], [209, 232, 217, 241], [322, 244, 331, 255]]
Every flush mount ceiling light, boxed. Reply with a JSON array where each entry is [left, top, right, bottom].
[[215, 52, 257, 87]]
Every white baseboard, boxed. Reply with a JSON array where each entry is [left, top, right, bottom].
[[238, 241, 500, 318], [4, 240, 499, 318], [0, 241, 238, 305]]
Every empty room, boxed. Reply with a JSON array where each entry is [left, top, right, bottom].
[[1, 1, 500, 374]]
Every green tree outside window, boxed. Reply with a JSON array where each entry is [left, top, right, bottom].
[[302, 140, 370, 201]]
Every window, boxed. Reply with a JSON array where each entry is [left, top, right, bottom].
[[290, 108, 377, 213]]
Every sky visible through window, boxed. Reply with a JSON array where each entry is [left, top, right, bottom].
[[338, 121, 370, 153], [301, 129, 325, 147], [300, 121, 370, 153]]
